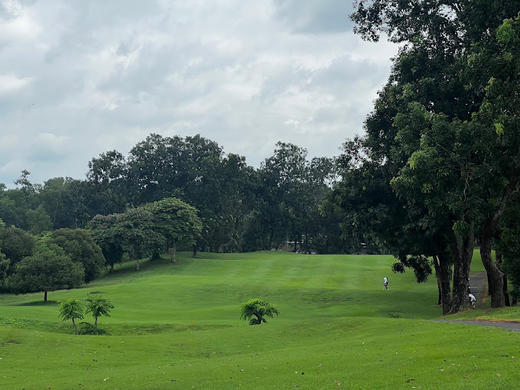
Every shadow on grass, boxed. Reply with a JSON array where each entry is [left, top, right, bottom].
[[0, 315, 232, 336], [98, 255, 193, 282], [14, 300, 59, 306], [104, 322, 233, 336]]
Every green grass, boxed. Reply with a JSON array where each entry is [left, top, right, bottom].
[[1, 251, 519, 389]]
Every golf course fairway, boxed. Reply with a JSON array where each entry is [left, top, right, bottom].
[[1, 251, 519, 389]]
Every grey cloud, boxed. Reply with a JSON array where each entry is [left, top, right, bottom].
[[273, 0, 353, 34], [0, 0, 396, 185]]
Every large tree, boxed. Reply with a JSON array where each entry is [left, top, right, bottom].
[[144, 197, 202, 263], [50, 228, 106, 282], [337, 0, 520, 313], [9, 240, 84, 303], [89, 214, 125, 272], [113, 207, 165, 270], [0, 225, 35, 273]]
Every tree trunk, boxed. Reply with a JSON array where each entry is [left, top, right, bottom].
[[136, 258, 140, 271], [449, 226, 474, 314], [94, 316, 98, 329], [110, 263, 114, 272], [44, 291, 48, 303], [72, 318, 77, 334], [171, 241, 177, 263], [435, 254, 452, 315], [504, 275, 511, 306], [480, 230, 506, 307], [192, 245, 197, 257], [497, 252, 510, 306], [433, 256, 442, 305]]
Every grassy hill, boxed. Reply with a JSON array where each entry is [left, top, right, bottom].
[[0, 252, 519, 389]]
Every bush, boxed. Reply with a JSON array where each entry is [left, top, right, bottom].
[[240, 298, 279, 325]]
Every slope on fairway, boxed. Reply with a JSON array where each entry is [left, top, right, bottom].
[[0, 252, 519, 389]]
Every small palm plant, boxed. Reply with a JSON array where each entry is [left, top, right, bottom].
[[85, 296, 114, 329], [240, 298, 279, 325], [59, 298, 84, 334]]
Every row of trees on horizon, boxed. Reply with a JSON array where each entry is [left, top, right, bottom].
[[0, 134, 346, 255]]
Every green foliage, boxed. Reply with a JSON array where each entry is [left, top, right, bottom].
[[85, 296, 114, 329], [144, 197, 202, 261], [59, 298, 84, 334], [39, 177, 92, 229], [50, 228, 106, 282], [0, 226, 34, 267], [392, 262, 405, 274], [494, 122, 505, 136], [0, 251, 9, 283], [88, 214, 124, 270], [8, 239, 84, 302], [25, 205, 52, 234], [240, 298, 279, 325], [394, 255, 432, 283], [497, 18, 515, 44], [338, 1, 520, 313], [117, 207, 166, 265]]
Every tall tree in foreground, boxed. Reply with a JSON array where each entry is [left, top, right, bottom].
[[342, 0, 520, 313], [472, 14, 520, 307]]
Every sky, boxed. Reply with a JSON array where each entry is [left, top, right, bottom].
[[0, 0, 397, 185]]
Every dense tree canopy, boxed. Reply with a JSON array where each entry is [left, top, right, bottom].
[[329, 2, 520, 313], [8, 239, 84, 302], [144, 197, 202, 263], [0, 132, 339, 256], [50, 229, 106, 282]]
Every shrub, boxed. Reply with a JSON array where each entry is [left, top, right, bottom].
[[240, 298, 279, 325]]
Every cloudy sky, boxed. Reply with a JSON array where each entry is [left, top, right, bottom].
[[0, 0, 397, 185]]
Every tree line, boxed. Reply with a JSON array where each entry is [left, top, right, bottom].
[[0, 197, 200, 301], [0, 136, 343, 255]]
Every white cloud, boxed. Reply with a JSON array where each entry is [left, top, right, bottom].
[[0, 0, 42, 41], [0, 73, 32, 95], [0, 0, 397, 184]]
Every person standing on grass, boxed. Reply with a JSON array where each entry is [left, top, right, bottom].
[[469, 292, 477, 309], [383, 276, 389, 290]]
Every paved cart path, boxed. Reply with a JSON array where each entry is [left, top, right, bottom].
[[469, 271, 487, 304], [436, 271, 520, 332], [438, 319, 520, 331]]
